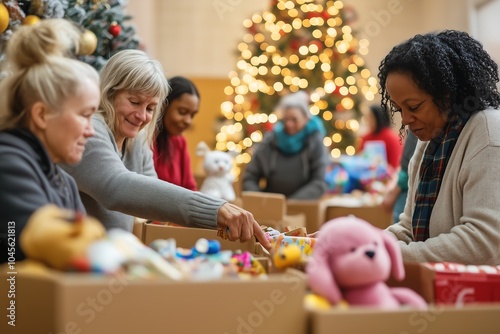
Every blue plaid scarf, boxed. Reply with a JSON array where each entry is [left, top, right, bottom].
[[412, 114, 469, 241]]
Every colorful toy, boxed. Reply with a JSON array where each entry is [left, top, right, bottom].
[[304, 293, 332, 310], [231, 251, 266, 276], [307, 216, 427, 309], [20, 204, 106, 271], [273, 244, 302, 270], [196, 141, 237, 202], [87, 229, 184, 279], [271, 234, 316, 257]]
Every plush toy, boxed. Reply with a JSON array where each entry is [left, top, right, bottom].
[[273, 244, 302, 270], [20, 204, 106, 271], [306, 216, 427, 309], [196, 141, 236, 202]]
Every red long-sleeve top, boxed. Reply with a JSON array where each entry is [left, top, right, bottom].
[[153, 135, 197, 191]]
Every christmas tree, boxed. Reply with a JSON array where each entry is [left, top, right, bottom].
[[216, 0, 378, 165], [0, 0, 138, 70]]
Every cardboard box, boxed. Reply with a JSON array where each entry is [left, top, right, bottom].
[[143, 223, 256, 253], [324, 205, 391, 229], [132, 218, 148, 242], [241, 191, 306, 231], [388, 262, 500, 305], [1, 263, 306, 334], [287, 199, 328, 234], [309, 304, 500, 334], [309, 262, 500, 334]]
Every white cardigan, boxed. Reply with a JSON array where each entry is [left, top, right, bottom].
[[387, 109, 500, 265]]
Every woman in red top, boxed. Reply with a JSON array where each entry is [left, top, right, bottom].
[[153, 76, 199, 190], [359, 105, 402, 169]]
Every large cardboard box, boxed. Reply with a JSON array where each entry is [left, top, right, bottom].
[[309, 261, 500, 333], [143, 223, 256, 252], [324, 205, 391, 229], [1, 263, 306, 334], [287, 199, 328, 233], [241, 191, 306, 231], [309, 304, 500, 334]]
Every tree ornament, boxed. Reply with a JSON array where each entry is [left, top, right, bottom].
[[23, 15, 40, 26], [306, 12, 321, 19], [79, 29, 98, 55], [0, 3, 9, 33], [263, 122, 274, 132], [30, 0, 44, 17], [247, 23, 257, 34], [290, 39, 300, 51], [108, 22, 121, 37]]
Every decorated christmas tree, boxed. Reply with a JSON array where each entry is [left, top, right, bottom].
[[0, 0, 138, 70], [216, 0, 378, 165]]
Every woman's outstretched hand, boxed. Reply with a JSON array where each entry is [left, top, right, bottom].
[[217, 202, 272, 250]]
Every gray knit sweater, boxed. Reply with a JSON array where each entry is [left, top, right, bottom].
[[61, 115, 225, 231]]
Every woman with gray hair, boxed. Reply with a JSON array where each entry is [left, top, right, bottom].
[[62, 49, 270, 248], [243, 90, 328, 199]]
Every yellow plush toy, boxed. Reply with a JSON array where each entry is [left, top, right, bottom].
[[20, 205, 106, 270]]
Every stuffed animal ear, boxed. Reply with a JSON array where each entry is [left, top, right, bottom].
[[380, 230, 405, 281], [306, 242, 342, 304], [196, 141, 210, 157]]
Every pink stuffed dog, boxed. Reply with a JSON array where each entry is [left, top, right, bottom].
[[307, 216, 426, 309]]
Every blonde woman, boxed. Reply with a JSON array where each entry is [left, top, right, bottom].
[[0, 19, 100, 263]]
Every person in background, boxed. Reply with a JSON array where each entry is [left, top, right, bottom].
[[381, 131, 418, 224], [243, 90, 328, 199], [0, 19, 100, 262], [62, 50, 270, 249], [358, 104, 402, 170], [153, 76, 199, 191], [380, 30, 500, 265]]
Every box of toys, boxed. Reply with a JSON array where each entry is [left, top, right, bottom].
[[1, 246, 306, 334], [143, 223, 256, 252]]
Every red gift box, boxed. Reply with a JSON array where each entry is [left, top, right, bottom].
[[388, 262, 500, 305], [425, 262, 500, 305]]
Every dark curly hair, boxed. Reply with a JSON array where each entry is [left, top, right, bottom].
[[155, 76, 200, 162], [378, 30, 500, 138]]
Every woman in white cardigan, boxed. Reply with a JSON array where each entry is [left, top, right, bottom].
[[379, 30, 500, 265]]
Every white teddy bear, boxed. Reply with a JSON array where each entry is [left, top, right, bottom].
[[196, 141, 236, 202]]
